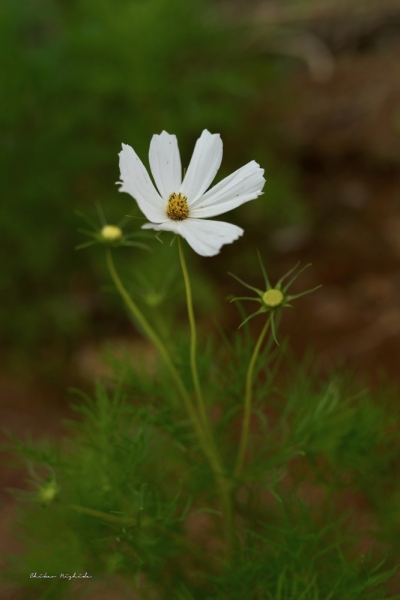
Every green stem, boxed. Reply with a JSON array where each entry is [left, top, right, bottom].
[[67, 503, 136, 525], [107, 249, 187, 412], [106, 249, 233, 541], [234, 316, 271, 479], [177, 237, 209, 432], [177, 238, 235, 543]]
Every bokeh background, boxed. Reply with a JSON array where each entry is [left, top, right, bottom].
[[3, 0, 400, 586]]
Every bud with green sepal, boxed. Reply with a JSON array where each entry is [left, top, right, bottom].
[[75, 204, 151, 251], [129, 268, 178, 309], [37, 478, 59, 504], [231, 253, 322, 478], [229, 252, 321, 344]]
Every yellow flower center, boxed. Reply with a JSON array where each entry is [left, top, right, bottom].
[[167, 192, 189, 221], [101, 225, 123, 241], [263, 289, 284, 308]]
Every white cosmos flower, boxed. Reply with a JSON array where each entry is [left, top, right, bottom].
[[117, 130, 265, 257]]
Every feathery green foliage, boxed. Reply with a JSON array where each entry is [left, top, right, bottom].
[[4, 244, 400, 596]]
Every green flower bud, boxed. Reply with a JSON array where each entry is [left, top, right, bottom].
[[101, 225, 123, 242], [262, 289, 284, 308], [37, 480, 59, 503], [144, 292, 165, 308], [230, 254, 321, 344]]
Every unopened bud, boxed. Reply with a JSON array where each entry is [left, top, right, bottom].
[[263, 289, 284, 308], [37, 480, 59, 503], [101, 225, 122, 242], [144, 292, 164, 308]]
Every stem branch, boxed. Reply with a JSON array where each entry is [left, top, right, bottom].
[[106, 249, 188, 412], [106, 249, 233, 541]]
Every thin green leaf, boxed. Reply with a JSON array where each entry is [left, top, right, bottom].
[[270, 313, 279, 345], [75, 240, 98, 250], [238, 307, 266, 329], [282, 263, 311, 293], [276, 261, 301, 290], [230, 296, 262, 304], [77, 228, 98, 238], [123, 242, 152, 251], [95, 201, 107, 226], [74, 209, 99, 230], [228, 272, 263, 296], [257, 249, 271, 290], [286, 284, 322, 301]]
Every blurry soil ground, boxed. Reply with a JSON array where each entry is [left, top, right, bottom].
[[3, 7, 400, 594], [268, 32, 400, 380]]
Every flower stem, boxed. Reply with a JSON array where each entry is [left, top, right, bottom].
[[67, 503, 137, 525], [177, 237, 209, 432], [176, 238, 234, 543], [107, 249, 187, 412], [234, 316, 271, 479], [106, 249, 233, 542]]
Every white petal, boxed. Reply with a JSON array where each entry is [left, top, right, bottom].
[[180, 130, 223, 203], [181, 218, 243, 256], [142, 218, 243, 256], [149, 131, 182, 198], [142, 219, 182, 236], [189, 161, 265, 219], [118, 144, 166, 223]]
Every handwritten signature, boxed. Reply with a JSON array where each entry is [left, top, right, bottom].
[[30, 572, 92, 580]]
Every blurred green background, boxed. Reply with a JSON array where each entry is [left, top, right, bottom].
[[1, 0, 307, 377], [3, 0, 400, 384]]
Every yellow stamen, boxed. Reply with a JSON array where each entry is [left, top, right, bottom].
[[263, 289, 284, 307], [167, 192, 189, 221]]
